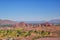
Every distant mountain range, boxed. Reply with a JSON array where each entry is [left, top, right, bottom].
[[24, 21, 47, 24], [24, 19, 60, 24], [49, 19, 60, 25], [0, 19, 60, 25], [0, 19, 17, 24]]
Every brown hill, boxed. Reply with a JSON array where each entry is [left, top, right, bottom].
[[0, 19, 17, 24]]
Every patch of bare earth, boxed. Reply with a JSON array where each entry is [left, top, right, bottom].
[[36, 37, 60, 40]]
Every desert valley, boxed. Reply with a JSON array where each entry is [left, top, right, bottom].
[[0, 19, 60, 40]]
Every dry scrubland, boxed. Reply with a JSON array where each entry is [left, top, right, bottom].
[[0, 22, 60, 40]]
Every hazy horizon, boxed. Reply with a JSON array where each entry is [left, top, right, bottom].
[[0, 0, 60, 21]]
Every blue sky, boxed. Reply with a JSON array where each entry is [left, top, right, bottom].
[[0, 0, 60, 21]]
